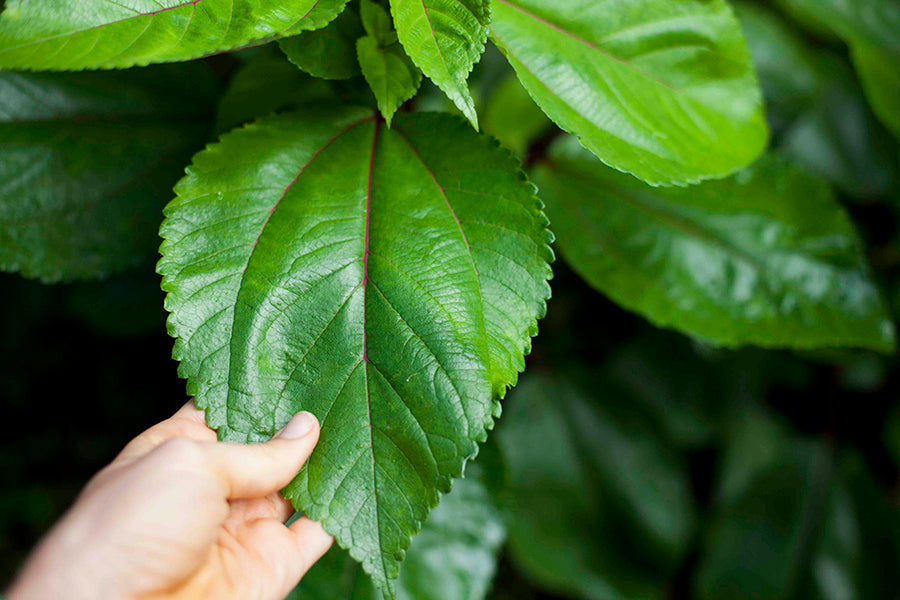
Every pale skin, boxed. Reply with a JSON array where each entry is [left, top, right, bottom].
[[5, 403, 333, 600]]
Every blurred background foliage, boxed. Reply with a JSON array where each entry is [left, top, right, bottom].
[[2, 0, 900, 598]]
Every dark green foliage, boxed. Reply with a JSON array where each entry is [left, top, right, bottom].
[[3, 0, 900, 599]]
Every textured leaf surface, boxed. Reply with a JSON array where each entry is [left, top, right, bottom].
[[535, 139, 895, 351], [0, 65, 217, 282], [0, 0, 348, 70], [288, 474, 506, 600], [490, 0, 768, 186], [389, 0, 489, 127], [496, 372, 695, 600], [279, 7, 364, 80], [357, 36, 422, 125], [158, 108, 552, 594]]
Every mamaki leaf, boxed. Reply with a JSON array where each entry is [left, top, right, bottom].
[[158, 108, 552, 595], [0, 65, 218, 282], [0, 0, 348, 70], [490, 0, 768, 186], [389, 0, 490, 128], [535, 139, 895, 351]]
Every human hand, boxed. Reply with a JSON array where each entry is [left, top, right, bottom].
[[6, 403, 332, 600]]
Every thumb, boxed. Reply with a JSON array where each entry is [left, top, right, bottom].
[[197, 411, 321, 499]]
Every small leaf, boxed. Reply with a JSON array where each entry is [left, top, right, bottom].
[[535, 140, 896, 351], [496, 372, 696, 599], [279, 7, 364, 80], [357, 36, 422, 125], [0, 0, 349, 70], [158, 108, 552, 595], [389, 0, 490, 128], [360, 0, 397, 46], [0, 66, 218, 282], [490, 0, 768, 186], [288, 474, 506, 600]]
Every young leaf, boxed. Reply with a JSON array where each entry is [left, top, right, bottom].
[[288, 474, 506, 600], [279, 7, 364, 80], [490, 0, 768, 186], [158, 108, 552, 595], [357, 36, 422, 125], [0, 66, 218, 283], [496, 373, 696, 599], [0, 0, 348, 70], [389, 0, 490, 128], [535, 139, 896, 351]]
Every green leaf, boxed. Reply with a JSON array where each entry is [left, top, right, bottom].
[[0, 0, 348, 70], [776, 0, 900, 139], [158, 108, 552, 595], [279, 7, 364, 80], [0, 65, 218, 283], [389, 0, 490, 128], [852, 41, 900, 139], [496, 372, 696, 599], [735, 2, 898, 197], [215, 46, 341, 134], [360, 0, 397, 46], [288, 473, 505, 600], [490, 0, 768, 186], [535, 140, 896, 351], [357, 36, 423, 125]]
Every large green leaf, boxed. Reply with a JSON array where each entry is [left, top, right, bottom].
[[490, 0, 768, 186], [288, 474, 506, 600], [0, 0, 347, 70], [158, 108, 552, 595], [389, 0, 489, 128], [496, 372, 696, 600], [735, 2, 897, 197], [0, 65, 217, 283], [535, 139, 895, 351]]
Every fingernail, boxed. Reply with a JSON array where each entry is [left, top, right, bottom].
[[277, 412, 318, 439]]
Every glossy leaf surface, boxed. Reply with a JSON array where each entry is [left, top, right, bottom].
[[389, 0, 489, 128], [496, 372, 695, 600], [0, 0, 348, 70], [288, 474, 506, 600], [490, 0, 768, 185], [0, 66, 217, 282], [279, 7, 364, 80], [536, 140, 895, 350], [158, 109, 552, 594]]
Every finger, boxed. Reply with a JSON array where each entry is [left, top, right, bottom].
[[202, 411, 320, 499], [114, 401, 216, 464], [227, 493, 294, 525], [241, 517, 334, 599]]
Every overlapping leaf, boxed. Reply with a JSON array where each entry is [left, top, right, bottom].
[[389, 0, 490, 127], [0, 65, 217, 282], [535, 139, 895, 350], [0, 0, 348, 70], [158, 108, 552, 595], [490, 0, 768, 185], [288, 474, 506, 600], [279, 7, 364, 80]]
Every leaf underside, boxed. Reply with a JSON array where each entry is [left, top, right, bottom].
[[489, 0, 769, 185], [0, 0, 348, 70], [536, 139, 895, 351], [158, 108, 552, 595]]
